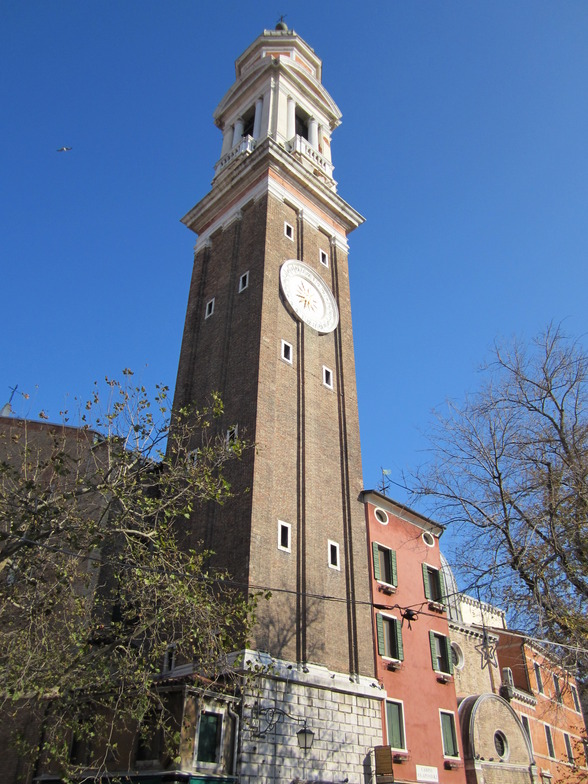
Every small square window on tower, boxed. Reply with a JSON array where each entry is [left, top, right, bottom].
[[284, 222, 294, 241], [323, 366, 333, 389], [226, 425, 238, 449], [278, 520, 291, 553], [328, 540, 340, 570], [319, 249, 329, 267], [238, 271, 249, 292], [281, 340, 293, 364], [205, 298, 215, 319]]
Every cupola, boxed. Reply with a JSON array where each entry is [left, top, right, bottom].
[[212, 27, 342, 189]]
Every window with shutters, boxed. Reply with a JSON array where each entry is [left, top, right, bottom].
[[385, 700, 406, 750], [521, 715, 532, 751], [534, 662, 544, 694], [429, 631, 453, 676], [440, 711, 459, 758], [196, 711, 223, 765], [422, 563, 445, 607], [545, 724, 555, 759], [372, 543, 397, 588], [377, 613, 404, 662], [564, 733, 574, 764], [553, 674, 562, 703]]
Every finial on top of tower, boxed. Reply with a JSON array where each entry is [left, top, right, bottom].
[[275, 15, 288, 32]]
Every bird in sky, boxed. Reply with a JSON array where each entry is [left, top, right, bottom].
[[56, 146, 72, 152]]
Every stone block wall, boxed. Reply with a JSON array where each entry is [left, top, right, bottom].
[[238, 655, 384, 784]]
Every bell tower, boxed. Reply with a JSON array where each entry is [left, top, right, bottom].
[[173, 24, 373, 678]]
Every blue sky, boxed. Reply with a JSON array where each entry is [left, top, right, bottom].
[[3, 2, 588, 533]]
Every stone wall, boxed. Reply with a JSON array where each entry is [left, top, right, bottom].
[[450, 623, 500, 700], [238, 654, 384, 784]]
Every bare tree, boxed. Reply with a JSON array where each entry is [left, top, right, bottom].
[[414, 325, 588, 665], [0, 373, 256, 779]]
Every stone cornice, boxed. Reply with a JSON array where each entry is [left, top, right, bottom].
[[235, 649, 386, 701], [236, 29, 322, 82], [459, 593, 506, 623], [215, 53, 340, 132], [182, 137, 363, 249], [448, 620, 499, 642], [510, 687, 538, 708]]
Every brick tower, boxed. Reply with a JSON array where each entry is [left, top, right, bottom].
[[173, 23, 373, 680]]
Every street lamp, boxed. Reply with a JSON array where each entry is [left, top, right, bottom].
[[296, 722, 315, 752], [256, 705, 315, 752]]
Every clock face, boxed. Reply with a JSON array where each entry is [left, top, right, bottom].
[[280, 260, 339, 333]]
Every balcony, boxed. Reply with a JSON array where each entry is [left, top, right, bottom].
[[214, 135, 257, 177], [287, 135, 335, 183]]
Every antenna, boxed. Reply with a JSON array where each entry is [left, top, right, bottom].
[[1, 384, 18, 417], [378, 468, 391, 495]]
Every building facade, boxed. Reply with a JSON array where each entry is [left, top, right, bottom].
[[362, 491, 467, 784], [495, 630, 588, 783], [445, 580, 587, 784], [447, 592, 539, 784]]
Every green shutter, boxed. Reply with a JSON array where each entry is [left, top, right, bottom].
[[394, 618, 404, 661], [429, 630, 438, 671], [376, 613, 385, 655], [390, 550, 398, 586], [386, 702, 404, 750], [438, 567, 447, 603], [372, 542, 381, 581], [445, 636, 454, 675], [441, 712, 458, 757], [422, 563, 431, 599]]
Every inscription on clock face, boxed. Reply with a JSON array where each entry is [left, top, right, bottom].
[[280, 260, 339, 333]]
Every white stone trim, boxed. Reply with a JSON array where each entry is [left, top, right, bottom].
[[234, 649, 386, 698], [192, 171, 349, 254], [267, 175, 349, 251]]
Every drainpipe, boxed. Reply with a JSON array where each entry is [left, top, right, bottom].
[[227, 703, 240, 777]]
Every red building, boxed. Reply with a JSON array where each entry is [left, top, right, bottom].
[[495, 630, 588, 783], [361, 490, 466, 784]]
